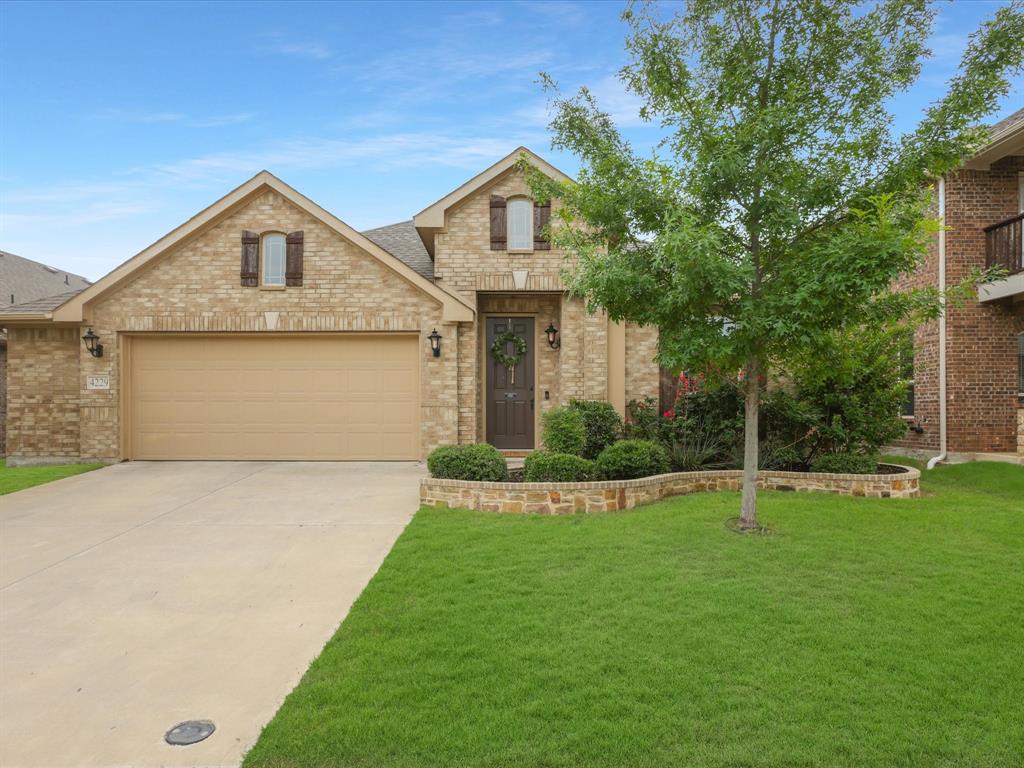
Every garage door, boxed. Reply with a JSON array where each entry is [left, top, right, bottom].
[[128, 335, 420, 460]]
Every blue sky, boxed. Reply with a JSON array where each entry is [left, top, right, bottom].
[[1, 0, 1021, 281]]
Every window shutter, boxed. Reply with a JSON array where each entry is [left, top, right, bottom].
[[489, 195, 506, 250], [285, 231, 304, 286], [533, 201, 551, 250], [240, 230, 259, 287]]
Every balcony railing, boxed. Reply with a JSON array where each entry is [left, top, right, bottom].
[[985, 212, 1024, 276]]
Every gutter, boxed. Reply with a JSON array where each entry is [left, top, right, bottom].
[[927, 175, 947, 470]]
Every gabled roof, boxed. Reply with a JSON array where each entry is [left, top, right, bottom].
[[0, 250, 91, 308], [362, 220, 433, 279], [412, 147, 573, 256], [42, 171, 473, 324], [964, 107, 1024, 169]]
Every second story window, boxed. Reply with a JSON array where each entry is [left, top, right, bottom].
[[507, 198, 532, 250], [262, 233, 286, 286]]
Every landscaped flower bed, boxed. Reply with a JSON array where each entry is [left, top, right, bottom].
[[421, 464, 920, 514]]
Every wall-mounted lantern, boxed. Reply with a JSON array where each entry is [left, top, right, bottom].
[[428, 328, 442, 358], [545, 322, 561, 349], [82, 328, 104, 358]]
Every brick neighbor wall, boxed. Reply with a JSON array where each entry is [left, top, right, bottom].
[[893, 156, 1024, 455]]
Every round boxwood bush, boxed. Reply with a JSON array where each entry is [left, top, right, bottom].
[[541, 406, 586, 456], [595, 439, 671, 480], [568, 399, 624, 459], [810, 452, 879, 475], [523, 451, 595, 482], [427, 443, 508, 481]]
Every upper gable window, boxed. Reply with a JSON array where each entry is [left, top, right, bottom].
[[507, 198, 532, 250], [262, 233, 286, 286]]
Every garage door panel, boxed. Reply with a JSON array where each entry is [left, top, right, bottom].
[[130, 335, 420, 460]]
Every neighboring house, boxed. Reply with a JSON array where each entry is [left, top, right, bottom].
[[0, 148, 659, 465], [0, 251, 92, 456], [893, 108, 1024, 461]]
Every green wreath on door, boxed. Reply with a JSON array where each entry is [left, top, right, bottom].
[[490, 331, 528, 384]]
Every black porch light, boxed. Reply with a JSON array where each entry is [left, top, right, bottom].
[[82, 328, 104, 358], [428, 328, 442, 357], [544, 322, 561, 349]]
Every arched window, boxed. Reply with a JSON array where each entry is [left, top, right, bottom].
[[507, 198, 532, 250], [262, 233, 286, 286]]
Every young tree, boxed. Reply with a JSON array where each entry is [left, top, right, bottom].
[[524, 0, 1024, 529]]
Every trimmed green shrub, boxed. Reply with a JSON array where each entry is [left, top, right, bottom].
[[595, 440, 670, 480], [568, 400, 623, 459], [427, 443, 508, 482], [810, 452, 879, 475], [541, 407, 586, 456], [523, 451, 595, 482]]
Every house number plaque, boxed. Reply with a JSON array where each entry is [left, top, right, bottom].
[[86, 374, 110, 390]]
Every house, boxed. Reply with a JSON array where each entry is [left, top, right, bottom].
[[0, 148, 660, 466], [892, 108, 1024, 462], [0, 251, 92, 456]]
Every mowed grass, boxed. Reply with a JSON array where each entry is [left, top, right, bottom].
[[245, 461, 1024, 768], [0, 458, 104, 495]]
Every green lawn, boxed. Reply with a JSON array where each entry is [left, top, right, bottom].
[[245, 461, 1024, 768], [0, 459, 104, 495]]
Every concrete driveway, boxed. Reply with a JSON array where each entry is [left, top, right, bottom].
[[0, 461, 422, 768]]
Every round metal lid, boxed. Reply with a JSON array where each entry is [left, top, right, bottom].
[[164, 720, 216, 746]]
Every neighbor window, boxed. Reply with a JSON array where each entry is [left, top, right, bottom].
[[507, 198, 532, 249], [899, 332, 915, 417], [262, 233, 286, 286], [1018, 333, 1024, 398]]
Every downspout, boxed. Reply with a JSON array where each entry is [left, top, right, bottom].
[[927, 175, 947, 470]]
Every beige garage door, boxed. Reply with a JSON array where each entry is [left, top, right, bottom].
[[128, 335, 419, 460]]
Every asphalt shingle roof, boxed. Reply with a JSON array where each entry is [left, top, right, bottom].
[[990, 107, 1024, 135], [3, 288, 85, 314], [361, 220, 433, 279], [0, 250, 91, 308]]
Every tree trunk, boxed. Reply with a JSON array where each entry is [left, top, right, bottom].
[[739, 355, 760, 529]]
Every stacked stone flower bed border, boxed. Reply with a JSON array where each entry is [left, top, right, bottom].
[[420, 465, 920, 514]]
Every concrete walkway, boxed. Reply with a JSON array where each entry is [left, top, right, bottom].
[[0, 461, 422, 768]]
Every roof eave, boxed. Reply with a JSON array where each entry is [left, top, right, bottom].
[[51, 171, 474, 324], [412, 147, 573, 246], [962, 122, 1024, 170]]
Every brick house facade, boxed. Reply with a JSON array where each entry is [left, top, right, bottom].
[[0, 149, 661, 465], [892, 110, 1024, 460]]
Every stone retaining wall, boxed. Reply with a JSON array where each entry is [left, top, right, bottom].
[[421, 466, 920, 514]]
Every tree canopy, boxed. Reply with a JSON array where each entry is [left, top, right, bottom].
[[524, 0, 1024, 527]]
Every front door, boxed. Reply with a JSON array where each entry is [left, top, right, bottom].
[[486, 317, 535, 449]]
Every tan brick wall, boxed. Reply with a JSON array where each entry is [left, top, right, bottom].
[[0, 340, 6, 456], [432, 166, 659, 443], [8, 189, 460, 462], [893, 157, 1024, 455], [625, 323, 660, 405], [5, 327, 80, 460], [434, 169, 574, 300]]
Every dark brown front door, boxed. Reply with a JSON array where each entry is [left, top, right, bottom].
[[486, 317, 535, 449]]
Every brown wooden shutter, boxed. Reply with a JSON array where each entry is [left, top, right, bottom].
[[240, 230, 259, 287], [285, 231, 304, 286], [489, 195, 506, 250], [533, 201, 551, 250]]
